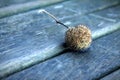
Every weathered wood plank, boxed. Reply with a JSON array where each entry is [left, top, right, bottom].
[[5, 30, 120, 80], [0, 0, 38, 8], [1, 1, 120, 63], [101, 69, 120, 80], [0, 0, 120, 79], [1, 22, 120, 79], [0, 0, 69, 18]]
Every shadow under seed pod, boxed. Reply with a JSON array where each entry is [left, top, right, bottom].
[[63, 42, 91, 53]]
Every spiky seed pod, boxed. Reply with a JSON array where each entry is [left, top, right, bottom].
[[39, 10, 92, 51], [65, 25, 92, 50]]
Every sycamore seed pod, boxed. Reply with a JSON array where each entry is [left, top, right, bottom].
[[38, 9, 92, 51], [65, 25, 92, 50]]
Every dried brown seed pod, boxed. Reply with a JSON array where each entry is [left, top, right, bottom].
[[65, 25, 92, 50], [39, 9, 92, 51]]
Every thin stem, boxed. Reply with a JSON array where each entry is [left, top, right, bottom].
[[38, 9, 69, 29]]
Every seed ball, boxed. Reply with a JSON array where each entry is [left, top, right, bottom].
[[65, 25, 92, 51]]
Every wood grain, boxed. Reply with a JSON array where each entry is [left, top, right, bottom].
[[0, 0, 68, 18], [101, 69, 120, 80], [0, 0, 120, 79], [5, 30, 120, 80]]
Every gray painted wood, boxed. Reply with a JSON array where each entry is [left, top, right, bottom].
[[101, 69, 120, 80], [5, 30, 120, 80], [0, 2, 119, 62], [0, 0, 38, 8], [0, 0, 120, 79], [0, 0, 68, 18]]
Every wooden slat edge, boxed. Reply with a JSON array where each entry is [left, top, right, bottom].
[[0, 0, 69, 19]]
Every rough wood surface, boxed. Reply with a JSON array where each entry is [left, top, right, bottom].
[[0, 0, 68, 18], [0, 0, 120, 79], [101, 69, 120, 80], [5, 30, 120, 80], [0, 0, 38, 8]]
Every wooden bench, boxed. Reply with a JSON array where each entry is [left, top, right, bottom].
[[0, 0, 120, 80]]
